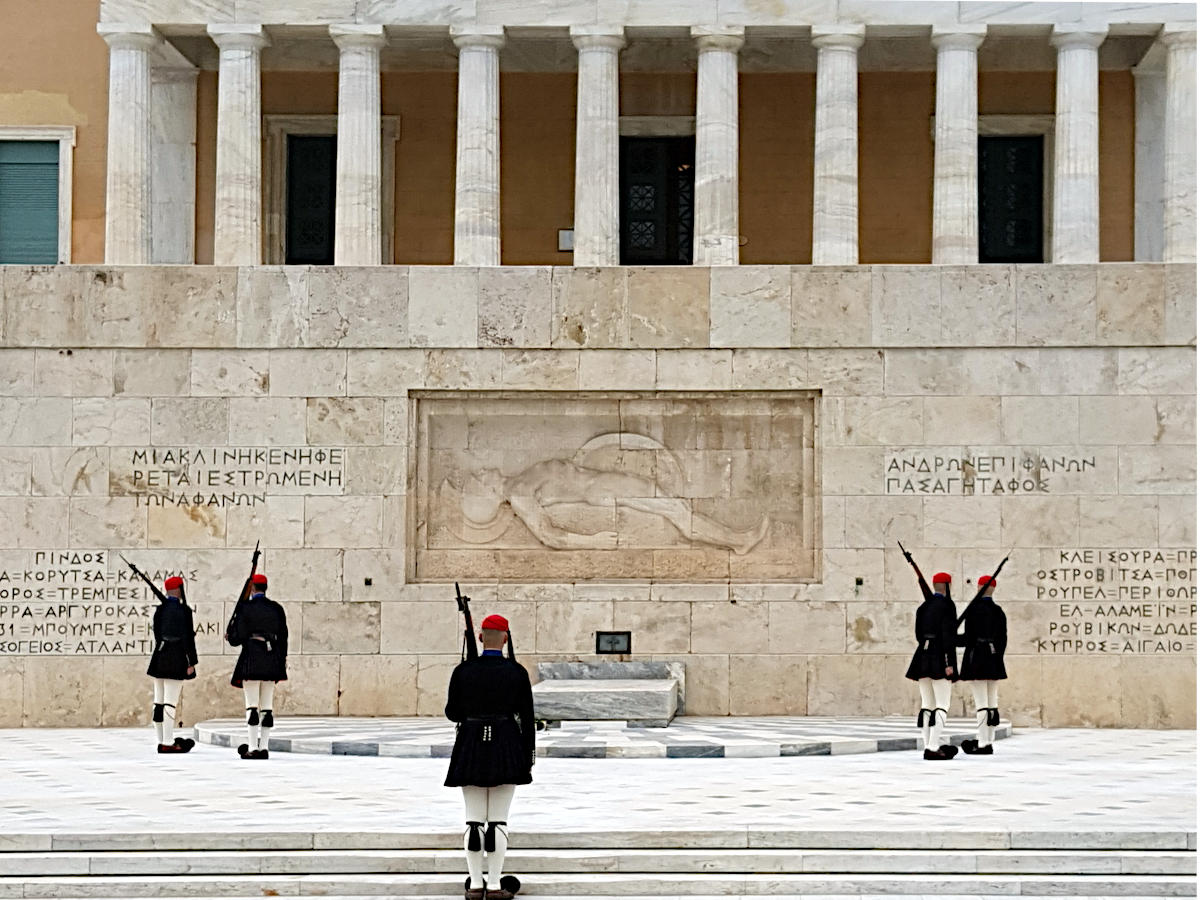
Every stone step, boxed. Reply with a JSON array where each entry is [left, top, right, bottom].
[[5, 829, 1194, 852], [39, 896, 1191, 900], [0, 872, 1193, 897], [0, 848, 1193, 877], [532, 680, 678, 726]]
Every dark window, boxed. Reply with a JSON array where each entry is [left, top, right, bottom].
[[286, 134, 336, 265], [619, 136, 694, 265], [0, 141, 59, 264], [978, 135, 1044, 264]]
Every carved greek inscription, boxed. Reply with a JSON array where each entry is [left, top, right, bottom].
[[0, 551, 222, 656], [885, 451, 1098, 495], [112, 447, 346, 506], [1034, 549, 1197, 655]]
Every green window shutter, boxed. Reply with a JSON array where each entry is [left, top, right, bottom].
[[0, 141, 60, 264]]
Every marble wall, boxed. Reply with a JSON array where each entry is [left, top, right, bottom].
[[0, 262, 1192, 728]]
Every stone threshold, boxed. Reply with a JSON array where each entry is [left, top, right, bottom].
[[192, 715, 1012, 759]]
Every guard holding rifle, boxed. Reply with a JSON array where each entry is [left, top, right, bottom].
[[123, 557, 198, 754], [957, 557, 1010, 756], [226, 544, 287, 760], [445, 585, 534, 900], [900, 542, 959, 761]]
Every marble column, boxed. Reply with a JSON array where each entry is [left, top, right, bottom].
[[571, 26, 625, 267], [811, 25, 863, 266], [1132, 56, 1166, 261], [99, 24, 158, 264], [331, 24, 386, 266], [931, 26, 986, 264], [151, 67, 198, 264], [1050, 26, 1107, 264], [452, 26, 505, 266], [1162, 23, 1196, 263], [692, 26, 744, 266], [209, 25, 268, 266]]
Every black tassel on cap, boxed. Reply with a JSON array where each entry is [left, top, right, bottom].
[[506, 629, 515, 660]]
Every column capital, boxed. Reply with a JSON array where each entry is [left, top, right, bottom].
[[451, 26, 506, 51], [1160, 22, 1197, 49], [1050, 25, 1107, 50], [97, 23, 159, 52], [931, 25, 986, 51], [691, 25, 745, 52], [570, 25, 626, 51], [208, 24, 269, 51], [330, 24, 387, 51], [811, 25, 865, 50]]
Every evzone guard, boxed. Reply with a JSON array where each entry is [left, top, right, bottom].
[[900, 542, 960, 760], [446, 585, 534, 900], [226, 544, 288, 760], [957, 556, 1010, 756], [124, 556, 198, 754]]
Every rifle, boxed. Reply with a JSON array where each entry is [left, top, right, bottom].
[[120, 554, 168, 603], [897, 540, 924, 580], [224, 541, 261, 644], [456, 582, 478, 661], [898, 540, 951, 601], [957, 549, 1013, 626]]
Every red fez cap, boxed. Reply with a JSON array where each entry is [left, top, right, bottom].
[[251, 573, 268, 587], [480, 614, 509, 631], [164, 576, 183, 590], [932, 572, 952, 584], [978, 575, 996, 588]]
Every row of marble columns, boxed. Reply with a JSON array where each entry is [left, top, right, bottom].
[[100, 22, 1196, 266]]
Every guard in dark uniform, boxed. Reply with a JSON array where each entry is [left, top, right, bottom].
[[227, 572, 288, 760], [903, 555, 959, 760], [147, 575, 198, 754], [445, 614, 534, 900], [958, 574, 1007, 755]]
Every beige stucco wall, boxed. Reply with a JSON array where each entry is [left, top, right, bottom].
[[0, 0, 108, 262], [0, 263, 1192, 728], [0, 2, 1139, 265]]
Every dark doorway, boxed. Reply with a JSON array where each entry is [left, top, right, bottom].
[[286, 134, 336, 265], [978, 135, 1044, 264], [619, 136, 695, 265]]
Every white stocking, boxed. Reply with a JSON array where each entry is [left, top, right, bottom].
[[152, 678, 165, 745], [986, 680, 1000, 746], [930, 678, 952, 749], [243, 681, 262, 748], [258, 681, 276, 750], [161, 679, 183, 745], [917, 678, 935, 749], [462, 786, 488, 889], [485, 784, 516, 890], [970, 680, 989, 745]]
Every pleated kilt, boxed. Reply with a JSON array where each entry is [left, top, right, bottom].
[[444, 717, 532, 788]]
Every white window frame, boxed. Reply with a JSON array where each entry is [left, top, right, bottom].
[[263, 114, 400, 265], [0, 125, 76, 264]]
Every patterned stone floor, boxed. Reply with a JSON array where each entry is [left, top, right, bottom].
[[0, 728, 1190, 837], [194, 715, 1013, 758]]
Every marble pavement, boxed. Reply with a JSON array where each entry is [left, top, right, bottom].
[[0, 727, 1190, 837]]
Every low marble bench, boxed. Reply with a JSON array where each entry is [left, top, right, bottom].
[[533, 662, 685, 728]]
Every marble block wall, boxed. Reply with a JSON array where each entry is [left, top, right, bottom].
[[0, 263, 1193, 729]]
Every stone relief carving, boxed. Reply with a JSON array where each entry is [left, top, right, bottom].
[[412, 391, 817, 582], [445, 432, 770, 554]]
